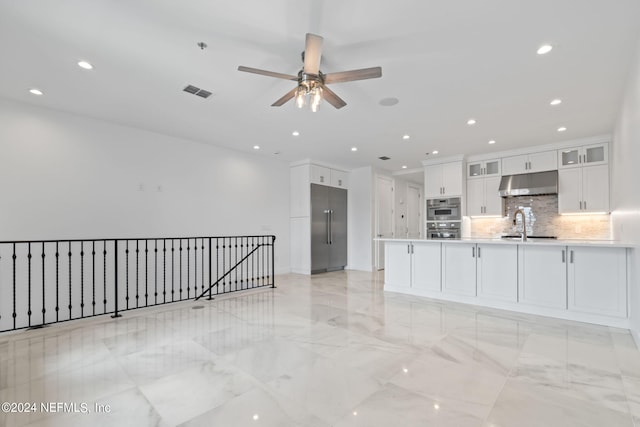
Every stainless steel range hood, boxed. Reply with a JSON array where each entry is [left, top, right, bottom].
[[498, 170, 558, 197]]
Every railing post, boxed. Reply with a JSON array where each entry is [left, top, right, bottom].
[[111, 240, 122, 318], [208, 237, 213, 300], [271, 235, 276, 288]]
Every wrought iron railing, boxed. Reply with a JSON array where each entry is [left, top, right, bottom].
[[0, 235, 275, 332]]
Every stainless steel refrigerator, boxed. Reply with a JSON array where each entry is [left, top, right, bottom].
[[311, 184, 347, 274]]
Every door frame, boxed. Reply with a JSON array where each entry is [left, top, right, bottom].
[[374, 174, 394, 270]]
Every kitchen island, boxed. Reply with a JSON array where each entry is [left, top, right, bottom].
[[378, 237, 635, 328]]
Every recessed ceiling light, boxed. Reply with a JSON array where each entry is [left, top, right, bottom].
[[402, 134, 410, 140], [77, 61, 93, 70], [467, 119, 477, 125], [351, 147, 358, 152], [253, 145, 260, 150], [292, 131, 300, 136], [537, 44, 553, 55], [557, 126, 567, 132], [432, 150, 439, 155], [550, 99, 562, 106], [402, 165, 407, 169], [488, 140, 496, 144], [29, 88, 43, 96]]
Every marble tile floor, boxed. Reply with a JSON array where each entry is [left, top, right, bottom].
[[1, 270, 640, 426]]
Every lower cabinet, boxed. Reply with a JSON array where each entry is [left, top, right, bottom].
[[518, 245, 567, 309], [412, 243, 442, 292], [477, 244, 518, 302], [384, 241, 441, 291], [442, 243, 477, 296], [384, 242, 412, 288], [568, 246, 627, 318], [384, 240, 629, 325]]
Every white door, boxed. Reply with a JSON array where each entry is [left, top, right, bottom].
[[484, 176, 503, 216], [441, 243, 477, 296], [518, 245, 567, 309], [466, 179, 484, 216], [384, 241, 412, 288], [528, 150, 557, 173], [375, 175, 394, 270], [567, 246, 626, 317], [424, 165, 443, 197], [477, 245, 517, 302], [582, 164, 609, 213], [412, 243, 441, 292], [406, 184, 422, 238], [441, 162, 462, 196], [558, 168, 582, 213]]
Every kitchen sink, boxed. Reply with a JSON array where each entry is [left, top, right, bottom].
[[501, 235, 557, 240]]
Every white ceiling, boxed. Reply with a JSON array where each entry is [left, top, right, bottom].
[[1, 0, 639, 173]]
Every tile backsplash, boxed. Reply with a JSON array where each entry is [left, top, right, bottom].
[[469, 195, 611, 239]]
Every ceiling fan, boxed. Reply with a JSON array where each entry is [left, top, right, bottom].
[[238, 33, 382, 111]]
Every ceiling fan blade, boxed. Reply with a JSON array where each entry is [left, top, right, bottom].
[[303, 33, 323, 75], [323, 67, 382, 84], [271, 87, 298, 107], [238, 66, 298, 81], [321, 85, 347, 109]]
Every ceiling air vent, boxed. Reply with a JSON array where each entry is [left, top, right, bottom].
[[183, 85, 212, 99], [378, 156, 391, 160]]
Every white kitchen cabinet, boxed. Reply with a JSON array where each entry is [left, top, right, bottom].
[[384, 241, 412, 288], [412, 243, 441, 292], [330, 169, 348, 188], [467, 159, 500, 179], [441, 243, 477, 296], [558, 164, 609, 213], [502, 150, 557, 175], [518, 245, 567, 309], [477, 244, 518, 302], [558, 143, 608, 169], [311, 164, 348, 188], [567, 246, 627, 318], [425, 161, 463, 197], [466, 176, 502, 216], [384, 241, 441, 291]]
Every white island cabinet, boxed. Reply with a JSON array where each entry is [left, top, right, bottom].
[[379, 238, 631, 329], [518, 245, 567, 309], [477, 244, 518, 302], [442, 243, 477, 296], [568, 246, 627, 318], [384, 241, 441, 292]]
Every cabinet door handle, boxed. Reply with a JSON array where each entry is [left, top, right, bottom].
[[584, 201, 587, 210], [411, 244, 414, 254], [562, 250, 566, 263], [579, 201, 583, 210], [408, 244, 411, 254], [570, 250, 574, 263], [477, 247, 481, 258], [472, 246, 476, 258]]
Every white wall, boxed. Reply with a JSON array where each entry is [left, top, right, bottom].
[[612, 36, 640, 345], [347, 166, 374, 271], [0, 98, 290, 273]]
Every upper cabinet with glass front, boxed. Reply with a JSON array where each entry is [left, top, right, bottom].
[[467, 159, 501, 179], [558, 143, 608, 169]]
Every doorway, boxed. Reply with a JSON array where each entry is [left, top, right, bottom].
[[375, 175, 393, 270]]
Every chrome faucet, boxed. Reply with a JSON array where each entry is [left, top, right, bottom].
[[513, 208, 527, 241]]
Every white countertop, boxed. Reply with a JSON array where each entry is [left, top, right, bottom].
[[375, 237, 635, 248]]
